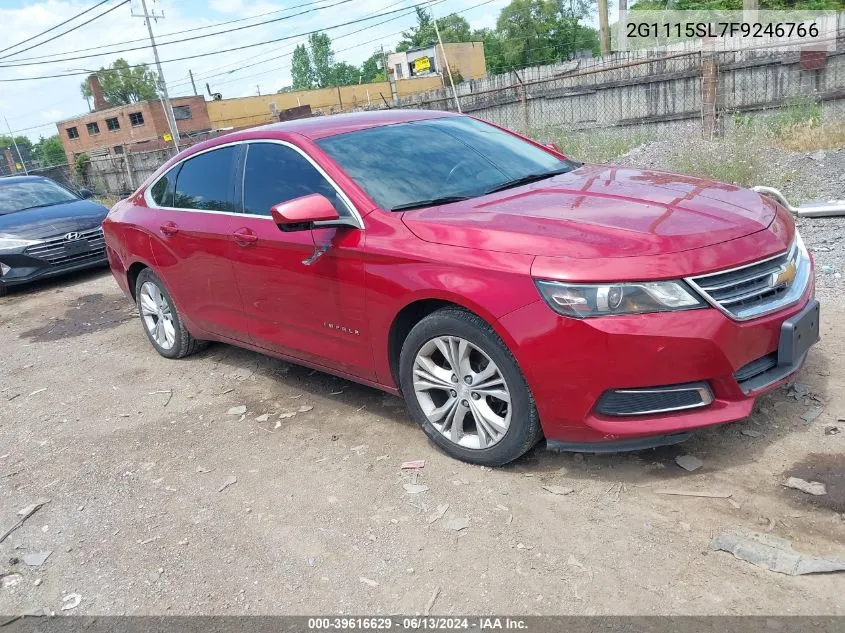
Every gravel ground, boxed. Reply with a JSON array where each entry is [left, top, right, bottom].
[[617, 140, 845, 303], [1, 160, 844, 616]]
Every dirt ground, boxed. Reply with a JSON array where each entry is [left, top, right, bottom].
[[0, 261, 843, 616]]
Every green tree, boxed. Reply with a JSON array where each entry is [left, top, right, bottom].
[[79, 58, 158, 106], [331, 62, 361, 86], [309, 32, 336, 88], [397, 7, 434, 51], [291, 44, 315, 90], [32, 135, 66, 166], [496, 0, 598, 70], [397, 7, 474, 51], [0, 135, 33, 153], [473, 27, 508, 74], [360, 51, 386, 83], [290, 32, 369, 89]]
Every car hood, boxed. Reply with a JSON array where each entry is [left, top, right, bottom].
[[401, 164, 778, 258], [0, 199, 109, 239]]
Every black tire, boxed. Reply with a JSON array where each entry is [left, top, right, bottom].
[[135, 268, 206, 359], [0, 284, 7, 298], [399, 308, 542, 466]]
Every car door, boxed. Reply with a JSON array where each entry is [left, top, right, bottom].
[[227, 140, 374, 379], [145, 144, 249, 342]]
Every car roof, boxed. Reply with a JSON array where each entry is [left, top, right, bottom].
[[0, 175, 52, 185], [251, 109, 458, 140]]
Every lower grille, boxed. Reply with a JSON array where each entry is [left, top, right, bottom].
[[24, 227, 105, 266], [596, 382, 713, 416], [734, 352, 778, 384]]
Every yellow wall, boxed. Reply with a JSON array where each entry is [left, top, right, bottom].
[[439, 42, 487, 81], [207, 76, 451, 129]]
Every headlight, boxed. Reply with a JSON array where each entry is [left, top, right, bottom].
[[535, 279, 705, 318], [0, 237, 42, 253]]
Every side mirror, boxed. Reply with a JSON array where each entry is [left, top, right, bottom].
[[78, 187, 94, 199], [270, 194, 340, 230]]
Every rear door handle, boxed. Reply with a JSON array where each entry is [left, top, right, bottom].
[[159, 221, 179, 237], [233, 227, 258, 247]]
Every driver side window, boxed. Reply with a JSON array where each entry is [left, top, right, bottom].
[[242, 142, 351, 217]]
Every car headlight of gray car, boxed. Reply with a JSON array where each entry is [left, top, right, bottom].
[[0, 236, 43, 253]]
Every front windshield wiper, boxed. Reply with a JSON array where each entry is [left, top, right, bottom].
[[390, 195, 472, 211], [483, 167, 573, 195]]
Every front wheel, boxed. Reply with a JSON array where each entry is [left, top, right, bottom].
[[135, 268, 206, 359], [399, 308, 542, 466]]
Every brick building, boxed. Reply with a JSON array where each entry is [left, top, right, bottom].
[[56, 75, 212, 162]]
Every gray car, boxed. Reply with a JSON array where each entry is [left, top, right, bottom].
[[0, 175, 109, 296]]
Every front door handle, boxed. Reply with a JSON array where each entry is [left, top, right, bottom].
[[232, 227, 258, 247], [159, 221, 179, 237]]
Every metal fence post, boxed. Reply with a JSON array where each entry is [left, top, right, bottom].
[[123, 146, 135, 193], [512, 69, 530, 136], [701, 40, 718, 140]]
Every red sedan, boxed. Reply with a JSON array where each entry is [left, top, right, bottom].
[[103, 110, 819, 465]]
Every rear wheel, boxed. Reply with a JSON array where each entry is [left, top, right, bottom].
[[135, 268, 206, 359], [399, 308, 542, 466]]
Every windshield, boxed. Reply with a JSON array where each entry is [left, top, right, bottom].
[[0, 179, 79, 215], [316, 116, 577, 211]]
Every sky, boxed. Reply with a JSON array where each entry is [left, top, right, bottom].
[[0, 0, 512, 142]]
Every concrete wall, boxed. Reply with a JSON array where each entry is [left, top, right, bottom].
[[397, 47, 845, 136], [207, 77, 444, 129]]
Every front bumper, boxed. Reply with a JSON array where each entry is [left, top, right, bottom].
[[0, 235, 107, 289], [498, 284, 818, 446]]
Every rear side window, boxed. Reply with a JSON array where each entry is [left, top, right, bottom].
[[242, 142, 349, 217], [149, 169, 175, 207], [173, 146, 238, 212]]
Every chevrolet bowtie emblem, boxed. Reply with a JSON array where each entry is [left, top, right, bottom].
[[770, 260, 797, 289]]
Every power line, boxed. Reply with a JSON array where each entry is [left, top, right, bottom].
[[0, 2, 448, 82], [1, 0, 343, 64], [187, 0, 498, 93], [178, 0, 448, 91], [0, 0, 113, 57], [0, 0, 357, 68], [172, 0, 430, 88], [0, 0, 131, 62]]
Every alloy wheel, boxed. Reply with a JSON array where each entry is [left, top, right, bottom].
[[412, 335, 512, 449], [139, 281, 176, 350]]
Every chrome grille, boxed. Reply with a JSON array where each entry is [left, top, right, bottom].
[[687, 237, 810, 321], [24, 226, 105, 266]]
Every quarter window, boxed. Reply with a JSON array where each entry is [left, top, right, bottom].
[[86, 122, 100, 135], [129, 112, 144, 126], [106, 117, 120, 131], [172, 146, 238, 212], [242, 142, 349, 217]]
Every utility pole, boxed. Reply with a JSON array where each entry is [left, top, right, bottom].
[[3, 115, 28, 175], [617, 0, 628, 53], [381, 45, 398, 106], [256, 85, 261, 96], [188, 69, 198, 96], [432, 9, 461, 113], [597, 0, 610, 57], [134, 0, 180, 151]]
